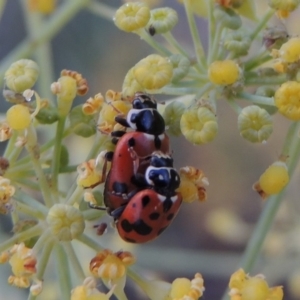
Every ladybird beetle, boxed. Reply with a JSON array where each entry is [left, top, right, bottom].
[[115, 152, 182, 243], [103, 93, 170, 215]]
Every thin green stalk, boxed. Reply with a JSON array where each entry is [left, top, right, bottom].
[[183, 0, 206, 69], [13, 178, 41, 191], [0, 224, 42, 252], [62, 242, 86, 282], [245, 76, 287, 86], [137, 29, 172, 56], [87, 0, 115, 20], [14, 191, 48, 215], [3, 131, 19, 159], [15, 201, 46, 219], [51, 116, 66, 194], [26, 126, 53, 207], [208, 22, 223, 64], [66, 185, 84, 205], [13, 127, 73, 167], [237, 92, 274, 106], [227, 98, 242, 114], [0, 0, 91, 87], [55, 244, 72, 299], [206, 0, 215, 58], [82, 209, 104, 221], [162, 32, 191, 58], [157, 86, 205, 95], [20, 0, 55, 102], [221, 122, 300, 300], [249, 9, 275, 41], [36, 238, 55, 279], [76, 233, 103, 252], [244, 52, 272, 71], [32, 229, 52, 253]]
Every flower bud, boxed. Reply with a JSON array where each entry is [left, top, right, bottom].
[[163, 100, 186, 136], [114, 2, 150, 32], [134, 54, 173, 90], [6, 104, 32, 130], [5, 59, 39, 93], [122, 67, 145, 97], [69, 105, 96, 137], [238, 105, 273, 143], [180, 107, 218, 145], [148, 7, 178, 35], [224, 30, 251, 56], [46, 204, 85, 241], [208, 60, 240, 85], [169, 54, 190, 83], [274, 81, 300, 120], [214, 6, 242, 30], [35, 105, 59, 124], [268, 0, 300, 12]]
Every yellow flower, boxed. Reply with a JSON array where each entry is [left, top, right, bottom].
[[169, 54, 190, 83], [268, 0, 300, 12], [180, 107, 218, 145], [163, 100, 186, 136], [82, 93, 104, 115], [255, 160, 289, 198], [71, 277, 114, 300], [228, 269, 283, 300], [178, 166, 209, 202], [133, 54, 173, 90], [208, 60, 240, 85], [0, 176, 15, 214], [0, 121, 13, 141], [274, 81, 300, 120], [238, 105, 273, 143], [77, 158, 104, 188], [5, 59, 39, 93], [60, 69, 89, 96], [6, 104, 32, 130], [46, 204, 85, 241], [114, 2, 150, 32], [278, 37, 300, 63], [7, 243, 37, 288]]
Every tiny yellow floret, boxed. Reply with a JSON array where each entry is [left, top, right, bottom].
[[133, 54, 173, 90], [279, 37, 300, 63], [114, 2, 150, 32], [6, 104, 32, 130], [274, 81, 300, 120], [259, 161, 289, 195], [208, 60, 240, 85]]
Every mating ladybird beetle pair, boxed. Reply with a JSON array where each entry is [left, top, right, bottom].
[[94, 92, 182, 243]]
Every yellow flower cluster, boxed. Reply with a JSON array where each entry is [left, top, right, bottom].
[[228, 269, 283, 300], [208, 60, 240, 85], [0, 176, 15, 214]]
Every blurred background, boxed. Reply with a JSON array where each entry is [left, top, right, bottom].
[[1, 0, 300, 299]]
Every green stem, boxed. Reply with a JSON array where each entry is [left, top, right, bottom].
[[36, 238, 55, 279], [82, 209, 105, 221], [3, 131, 19, 160], [245, 76, 286, 86], [51, 116, 66, 195], [221, 122, 300, 300], [32, 229, 52, 253], [76, 233, 103, 252], [14, 191, 48, 215], [208, 22, 223, 64], [137, 29, 172, 56], [15, 201, 46, 219], [66, 185, 84, 205], [0, 0, 91, 87], [62, 242, 86, 282], [162, 32, 191, 58], [206, 0, 215, 59], [227, 98, 242, 114], [25, 125, 53, 207], [86, 0, 115, 20], [244, 51, 272, 71], [237, 92, 275, 106], [55, 244, 72, 299], [249, 9, 275, 41], [0, 224, 42, 252], [183, 0, 206, 69]]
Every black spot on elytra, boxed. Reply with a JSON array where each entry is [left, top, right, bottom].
[[163, 198, 173, 212], [157, 226, 167, 236], [113, 182, 128, 194], [134, 219, 152, 235], [128, 137, 135, 147], [149, 212, 160, 220], [154, 135, 161, 149], [167, 213, 174, 221], [120, 219, 132, 233], [142, 195, 150, 207]]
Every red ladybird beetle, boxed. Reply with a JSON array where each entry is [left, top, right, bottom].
[[115, 151, 182, 243], [103, 93, 170, 215]]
